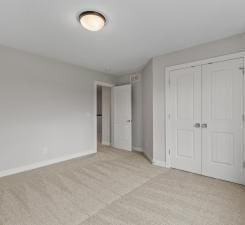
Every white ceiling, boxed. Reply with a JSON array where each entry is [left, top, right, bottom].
[[0, 0, 244, 75]]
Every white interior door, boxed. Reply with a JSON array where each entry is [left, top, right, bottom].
[[169, 66, 202, 174], [202, 58, 244, 183], [112, 84, 132, 151]]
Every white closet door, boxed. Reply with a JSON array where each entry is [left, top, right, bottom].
[[202, 58, 244, 183], [169, 66, 202, 174]]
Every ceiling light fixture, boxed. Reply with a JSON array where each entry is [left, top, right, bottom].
[[79, 11, 106, 31]]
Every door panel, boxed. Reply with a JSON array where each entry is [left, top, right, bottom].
[[211, 132, 234, 165], [170, 66, 202, 174], [112, 84, 132, 151], [177, 130, 194, 158], [202, 58, 244, 183]]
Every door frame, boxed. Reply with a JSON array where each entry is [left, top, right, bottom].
[[94, 81, 114, 153], [165, 51, 245, 185]]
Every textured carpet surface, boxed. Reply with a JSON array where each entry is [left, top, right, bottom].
[[0, 145, 244, 225]]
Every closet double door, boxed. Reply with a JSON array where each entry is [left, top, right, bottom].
[[168, 58, 244, 184]]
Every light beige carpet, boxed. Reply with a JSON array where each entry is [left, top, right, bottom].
[[0, 145, 244, 225]]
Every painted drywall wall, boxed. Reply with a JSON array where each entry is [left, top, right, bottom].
[[150, 32, 245, 164], [141, 62, 153, 160], [97, 86, 102, 115], [0, 45, 116, 173], [97, 86, 102, 143], [102, 86, 111, 145], [117, 73, 143, 151]]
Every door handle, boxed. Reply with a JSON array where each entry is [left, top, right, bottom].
[[201, 123, 207, 128], [193, 123, 200, 128]]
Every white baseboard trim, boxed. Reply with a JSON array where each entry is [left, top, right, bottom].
[[101, 141, 111, 146], [142, 151, 153, 162], [132, 146, 143, 152], [0, 150, 95, 178], [130, 148, 166, 168], [112, 145, 132, 151], [152, 160, 166, 168]]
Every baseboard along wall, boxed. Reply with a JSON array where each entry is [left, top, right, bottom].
[[0, 150, 95, 178]]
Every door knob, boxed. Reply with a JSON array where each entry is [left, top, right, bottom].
[[193, 123, 200, 128], [201, 123, 207, 128]]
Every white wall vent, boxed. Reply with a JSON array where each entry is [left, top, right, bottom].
[[130, 74, 140, 83]]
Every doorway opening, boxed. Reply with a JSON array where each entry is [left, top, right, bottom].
[[97, 85, 112, 149], [94, 81, 132, 153]]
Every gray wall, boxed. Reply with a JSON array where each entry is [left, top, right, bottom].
[[97, 86, 102, 143], [117, 74, 143, 150], [141, 61, 153, 160], [2, 32, 245, 173], [0, 45, 116, 172], [146, 32, 245, 164], [102, 86, 111, 145], [97, 86, 102, 115]]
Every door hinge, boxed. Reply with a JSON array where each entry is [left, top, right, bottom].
[[168, 113, 171, 120], [243, 161, 245, 168], [168, 78, 171, 86], [239, 67, 244, 75], [168, 148, 171, 156], [243, 114, 245, 121]]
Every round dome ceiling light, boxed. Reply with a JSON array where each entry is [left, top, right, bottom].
[[79, 11, 106, 31]]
